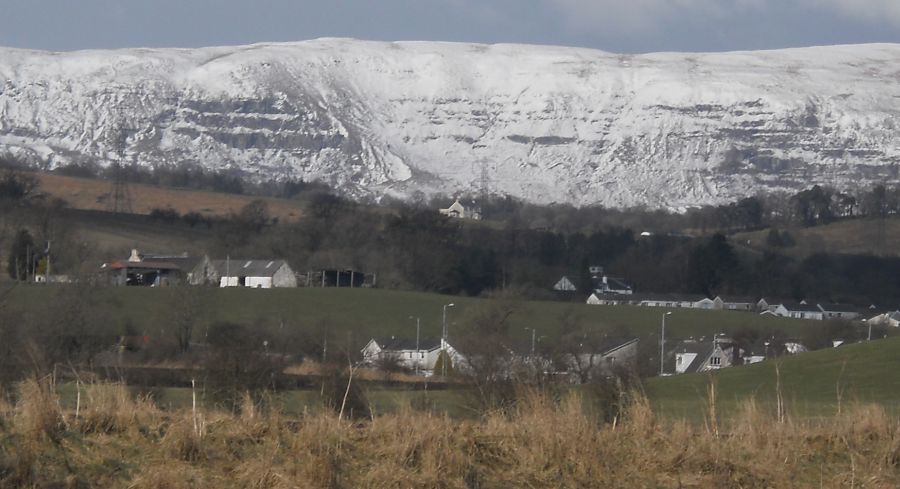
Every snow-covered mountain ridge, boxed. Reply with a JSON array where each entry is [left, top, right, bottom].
[[1, 39, 899, 208]]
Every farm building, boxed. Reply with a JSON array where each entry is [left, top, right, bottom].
[[102, 249, 213, 286], [212, 259, 297, 288]]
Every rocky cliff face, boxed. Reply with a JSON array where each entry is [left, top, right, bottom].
[[1, 39, 899, 209]]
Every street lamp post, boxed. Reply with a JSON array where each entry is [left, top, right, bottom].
[[660, 312, 672, 376], [409, 315, 421, 376], [525, 327, 537, 355], [442, 303, 455, 377]]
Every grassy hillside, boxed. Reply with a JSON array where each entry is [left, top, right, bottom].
[[734, 217, 900, 258], [645, 336, 900, 420], [36, 172, 306, 221], [5, 285, 817, 347]]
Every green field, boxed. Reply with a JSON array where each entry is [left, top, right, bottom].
[[4, 285, 816, 346], [645, 336, 900, 421]]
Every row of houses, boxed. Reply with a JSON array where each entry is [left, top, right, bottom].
[[671, 336, 808, 375], [586, 290, 894, 323], [360, 335, 639, 382]]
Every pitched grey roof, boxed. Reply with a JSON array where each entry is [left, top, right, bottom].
[[780, 302, 822, 313], [374, 337, 442, 352], [603, 277, 632, 291], [143, 254, 204, 272], [817, 303, 863, 313], [674, 342, 715, 374], [212, 259, 290, 277]]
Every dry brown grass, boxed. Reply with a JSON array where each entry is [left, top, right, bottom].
[[1, 381, 900, 488], [37, 173, 306, 221]]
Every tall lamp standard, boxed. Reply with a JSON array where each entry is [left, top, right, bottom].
[[660, 312, 672, 376], [524, 327, 537, 356], [409, 315, 421, 376], [441, 303, 455, 377]]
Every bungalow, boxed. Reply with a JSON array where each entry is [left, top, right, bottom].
[[637, 294, 703, 308], [674, 338, 742, 374], [361, 337, 463, 376], [817, 303, 862, 321], [212, 259, 297, 288], [769, 302, 824, 320], [866, 311, 900, 328], [586, 292, 631, 306], [742, 339, 808, 365], [713, 296, 757, 312], [560, 337, 639, 383]]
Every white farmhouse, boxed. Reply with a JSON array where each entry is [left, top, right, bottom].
[[213, 259, 297, 288], [361, 337, 463, 376], [439, 198, 481, 220]]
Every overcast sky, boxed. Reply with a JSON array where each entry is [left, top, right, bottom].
[[1, 0, 899, 53]]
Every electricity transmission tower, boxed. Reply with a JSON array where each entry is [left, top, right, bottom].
[[107, 163, 133, 214]]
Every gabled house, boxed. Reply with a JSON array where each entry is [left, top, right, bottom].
[[361, 337, 447, 375], [553, 276, 578, 292], [588, 266, 633, 295], [439, 198, 481, 220], [817, 303, 862, 321], [674, 338, 742, 374], [212, 259, 297, 288]]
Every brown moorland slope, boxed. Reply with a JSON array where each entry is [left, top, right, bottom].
[[36, 173, 306, 221], [734, 217, 900, 258]]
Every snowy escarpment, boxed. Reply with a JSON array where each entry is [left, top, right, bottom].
[[1, 39, 899, 209]]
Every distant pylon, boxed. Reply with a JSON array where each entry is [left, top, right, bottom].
[[479, 158, 490, 219], [107, 162, 133, 214]]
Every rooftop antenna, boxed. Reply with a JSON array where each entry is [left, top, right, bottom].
[[107, 162, 133, 214]]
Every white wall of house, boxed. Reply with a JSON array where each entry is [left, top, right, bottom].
[[246, 276, 274, 288], [272, 264, 298, 287], [675, 352, 698, 374], [361, 340, 452, 375]]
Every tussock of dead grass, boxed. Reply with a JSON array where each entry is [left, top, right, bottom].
[[2, 382, 900, 488]]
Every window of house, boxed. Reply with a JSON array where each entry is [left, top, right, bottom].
[[677, 357, 682, 365], [710, 356, 721, 366]]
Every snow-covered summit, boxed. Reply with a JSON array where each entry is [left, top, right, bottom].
[[1, 38, 899, 208]]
